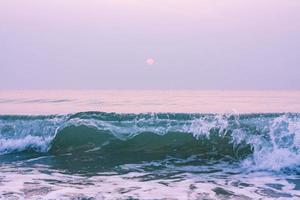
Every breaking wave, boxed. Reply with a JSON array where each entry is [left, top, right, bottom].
[[1, 112, 300, 172]]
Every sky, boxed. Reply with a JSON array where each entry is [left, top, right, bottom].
[[0, 0, 299, 90]]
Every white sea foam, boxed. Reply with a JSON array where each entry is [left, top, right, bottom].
[[0, 135, 51, 155], [0, 164, 299, 200], [240, 115, 300, 171]]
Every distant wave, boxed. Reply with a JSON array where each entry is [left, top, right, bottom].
[[1, 112, 300, 172]]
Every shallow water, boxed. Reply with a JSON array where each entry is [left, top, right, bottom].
[[0, 90, 300, 199]]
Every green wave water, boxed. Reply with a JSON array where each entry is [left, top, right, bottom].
[[1, 112, 299, 171]]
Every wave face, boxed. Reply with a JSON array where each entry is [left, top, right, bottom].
[[1, 112, 300, 173]]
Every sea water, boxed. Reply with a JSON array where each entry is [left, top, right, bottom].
[[0, 90, 300, 199]]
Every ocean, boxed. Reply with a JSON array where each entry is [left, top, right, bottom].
[[0, 90, 300, 200]]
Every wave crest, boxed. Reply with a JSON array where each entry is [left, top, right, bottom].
[[1, 112, 300, 172]]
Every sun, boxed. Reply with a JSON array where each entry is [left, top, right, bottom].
[[146, 58, 155, 65]]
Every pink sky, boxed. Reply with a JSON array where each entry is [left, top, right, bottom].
[[0, 0, 299, 89]]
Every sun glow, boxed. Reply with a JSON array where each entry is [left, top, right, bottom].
[[146, 58, 155, 65]]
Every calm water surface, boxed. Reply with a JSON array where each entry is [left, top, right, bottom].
[[0, 90, 299, 114]]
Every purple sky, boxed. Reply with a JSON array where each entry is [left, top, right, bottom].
[[1, 0, 299, 90]]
